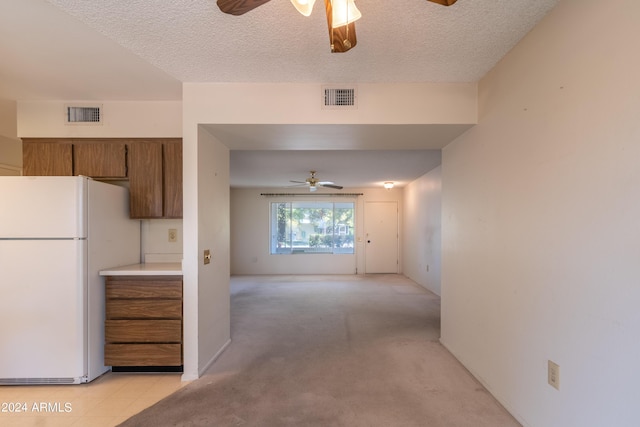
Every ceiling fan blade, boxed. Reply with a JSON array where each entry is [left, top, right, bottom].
[[324, 0, 357, 53], [289, 180, 307, 184], [426, 0, 457, 6], [217, 0, 272, 15], [321, 184, 343, 190]]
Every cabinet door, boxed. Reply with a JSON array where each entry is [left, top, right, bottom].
[[74, 142, 127, 178], [22, 140, 73, 176], [128, 141, 163, 218], [163, 140, 183, 218]]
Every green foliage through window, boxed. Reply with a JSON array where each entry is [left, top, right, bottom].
[[271, 201, 355, 254]]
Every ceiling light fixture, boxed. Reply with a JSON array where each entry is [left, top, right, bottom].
[[325, 0, 360, 52], [217, 0, 457, 53], [290, 0, 316, 17], [291, 0, 360, 25], [384, 182, 394, 190], [292, 0, 361, 52], [330, 0, 362, 27]]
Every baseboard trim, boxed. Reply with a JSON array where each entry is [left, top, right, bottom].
[[199, 339, 232, 376], [439, 338, 531, 427], [180, 339, 232, 382]]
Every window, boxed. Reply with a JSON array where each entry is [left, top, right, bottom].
[[271, 201, 355, 254]]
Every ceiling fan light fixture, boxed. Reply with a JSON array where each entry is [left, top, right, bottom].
[[331, 0, 362, 27], [291, 0, 316, 17]]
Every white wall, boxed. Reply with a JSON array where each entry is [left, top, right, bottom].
[[183, 81, 474, 378], [441, 1, 640, 426], [0, 99, 22, 174], [17, 101, 182, 138], [0, 99, 17, 138], [196, 126, 231, 375], [0, 136, 21, 175], [231, 187, 403, 275], [403, 166, 442, 295], [141, 219, 183, 262], [181, 90, 233, 380], [184, 83, 476, 125]]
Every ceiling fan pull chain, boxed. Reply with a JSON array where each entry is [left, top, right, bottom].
[[329, 0, 336, 52], [343, 0, 351, 48], [344, 21, 351, 49]]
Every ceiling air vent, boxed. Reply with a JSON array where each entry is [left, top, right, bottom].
[[322, 85, 357, 109], [65, 105, 102, 125]]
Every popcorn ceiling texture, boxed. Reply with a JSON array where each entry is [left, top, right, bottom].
[[45, 0, 558, 83]]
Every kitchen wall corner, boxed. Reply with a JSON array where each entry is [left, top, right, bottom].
[[140, 218, 184, 262]]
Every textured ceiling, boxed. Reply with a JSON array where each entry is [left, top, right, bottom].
[[43, 0, 559, 85], [217, 124, 455, 188], [230, 149, 442, 189], [0, 0, 559, 188]]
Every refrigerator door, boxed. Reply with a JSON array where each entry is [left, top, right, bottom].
[[0, 239, 87, 384], [0, 176, 87, 239]]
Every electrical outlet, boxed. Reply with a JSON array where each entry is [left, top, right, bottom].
[[548, 360, 560, 390], [168, 229, 177, 243]]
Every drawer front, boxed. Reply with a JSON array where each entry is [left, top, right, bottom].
[[106, 320, 182, 343], [106, 277, 182, 299], [107, 299, 182, 319], [105, 343, 182, 366]]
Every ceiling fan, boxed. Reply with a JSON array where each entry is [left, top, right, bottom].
[[289, 170, 344, 192], [216, 0, 457, 53]]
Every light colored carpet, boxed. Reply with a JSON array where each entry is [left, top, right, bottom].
[[119, 274, 520, 427]]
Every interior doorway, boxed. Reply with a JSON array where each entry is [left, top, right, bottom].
[[364, 201, 398, 273]]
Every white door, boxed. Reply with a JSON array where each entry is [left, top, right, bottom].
[[364, 201, 398, 273]]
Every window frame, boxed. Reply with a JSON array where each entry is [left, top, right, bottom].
[[270, 200, 355, 255]]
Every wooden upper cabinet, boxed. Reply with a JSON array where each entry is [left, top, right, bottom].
[[21, 137, 182, 219], [74, 141, 127, 178], [128, 141, 163, 219], [22, 139, 73, 176], [163, 140, 183, 218]]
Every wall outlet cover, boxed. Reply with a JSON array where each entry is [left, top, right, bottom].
[[548, 360, 560, 390]]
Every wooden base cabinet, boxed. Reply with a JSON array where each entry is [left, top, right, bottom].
[[105, 344, 182, 367], [105, 276, 183, 368]]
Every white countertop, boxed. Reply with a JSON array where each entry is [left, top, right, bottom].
[[99, 262, 183, 276]]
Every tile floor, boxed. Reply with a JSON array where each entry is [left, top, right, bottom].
[[0, 372, 186, 426]]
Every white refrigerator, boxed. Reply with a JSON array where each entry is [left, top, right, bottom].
[[0, 176, 140, 384]]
